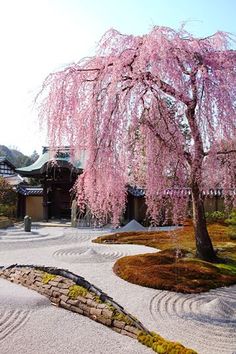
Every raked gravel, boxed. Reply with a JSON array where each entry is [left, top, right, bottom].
[[0, 224, 236, 354]]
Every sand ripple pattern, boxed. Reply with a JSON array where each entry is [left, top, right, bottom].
[[0, 228, 111, 251], [0, 309, 30, 342], [150, 287, 236, 354], [53, 245, 129, 263], [62, 229, 110, 243]]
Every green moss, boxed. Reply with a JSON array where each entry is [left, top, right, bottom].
[[112, 310, 134, 325], [94, 295, 103, 303], [138, 331, 197, 354], [68, 285, 88, 299], [42, 272, 56, 284], [215, 262, 236, 275], [101, 302, 135, 325]]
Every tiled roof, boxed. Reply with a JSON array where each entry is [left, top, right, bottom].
[[16, 147, 86, 177], [0, 157, 16, 171], [16, 185, 43, 196], [128, 186, 227, 198], [128, 186, 145, 197]]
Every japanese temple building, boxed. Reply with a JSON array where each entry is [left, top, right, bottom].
[[16, 146, 225, 223], [16, 147, 85, 221]]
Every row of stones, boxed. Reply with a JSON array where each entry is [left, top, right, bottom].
[[0, 267, 140, 339]]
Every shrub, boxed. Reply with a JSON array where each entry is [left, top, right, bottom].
[[0, 177, 17, 217], [205, 211, 226, 223], [225, 209, 236, 240], [0, 204, 16, 218]]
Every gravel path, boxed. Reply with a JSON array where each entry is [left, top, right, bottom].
[[0, 224, 236, 354]]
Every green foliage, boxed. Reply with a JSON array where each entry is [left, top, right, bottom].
[[68, 284, 88, 299], [0, 177, 17, 217], [225, 209, 236, 240], [215, 262, 236, 275], [42, 272, 56, 284], [225, 209, 236, 225], [0, 204, 16, 218], [103, 302, 134, 324], [138, 331, 197, 353], [0, 178, 16, 204], [205, 211, 226, 223]]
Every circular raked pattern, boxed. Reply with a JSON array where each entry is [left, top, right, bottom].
[[53, 245, 129, 263], [0, 229, 48, 241], [150, 286, 236, 354]]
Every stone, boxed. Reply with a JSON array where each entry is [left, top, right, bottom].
[[97, 303, 107, 309], [24, 215, 31, 232], [60, 294, 69, 303], [124, 325, 140, 335], [78, 303, 91, 313], [70, 306, 83, 314], [43, 284, 52, 289], [35, 276, 43, 282], [60, 301, 71, 310], [59, 288, 69, 295], [87, 299, 98, 308], [97, 316, 112, 326], [51, 286, 60, 293], [49, 281, 59, 286], [77, 296, 87, 304], [52, 291, 60, 299], [112, 327, 121, 334], [113, 320, 126, 329], [57, 282, 69, 289], [102, 308, 113, 319], [90, 308, 102, 317], [121, 329, 137, 339], [67, 299, 79, 306], [85, 293, 94, 300], [34, 281, 42, 287], [44, 289, 53, 297]]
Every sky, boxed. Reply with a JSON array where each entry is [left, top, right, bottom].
[[0, 0, 235, 156]]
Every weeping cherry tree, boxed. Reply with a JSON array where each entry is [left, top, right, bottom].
[[38, 26, 236, 261]]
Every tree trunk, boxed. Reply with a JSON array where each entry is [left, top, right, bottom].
[[192, 186, 217, 261]]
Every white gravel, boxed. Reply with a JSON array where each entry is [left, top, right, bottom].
[[0, 224, 236, 354]]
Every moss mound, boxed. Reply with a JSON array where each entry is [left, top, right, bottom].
[[138, 331, 197, 353], [94, 223, 235, 252], [113, 249, 236, 293]]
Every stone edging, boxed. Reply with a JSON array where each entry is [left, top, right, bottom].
[[0, 265, 197, 353], [0, 264, 147, 339]]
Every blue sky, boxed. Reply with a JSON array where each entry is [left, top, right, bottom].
[[0, 0, 235, 156]]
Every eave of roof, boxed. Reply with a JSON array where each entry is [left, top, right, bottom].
[[16, 185, 43, 196], [16, 150, 86, 177], [0, 157, 16, 171]]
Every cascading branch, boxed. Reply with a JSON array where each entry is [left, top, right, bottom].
[[38, 26, 236, 261]]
